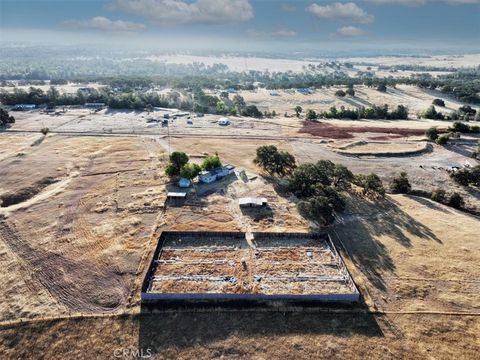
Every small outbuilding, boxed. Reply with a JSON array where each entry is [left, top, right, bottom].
[[13, 104, 36, 111], [218, 117, 231, 126], [239, 197, 268, 208], [85, 102, 105, 109], [178, 178, 191, 188], [167, 192, 187, 199]]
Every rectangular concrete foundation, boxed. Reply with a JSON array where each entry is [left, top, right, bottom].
[[141, 231, 360, 304]]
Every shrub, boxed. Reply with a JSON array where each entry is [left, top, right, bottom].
[[447, 192, 464, 209], [377, 83, 387, 92], [335, 90, 346, 97], [436, 134, 449, 145], [305, 109, 318, 121], [0, 109, 15, 127], [449, 121, 470, 133], [432, 98, 445, 107], [40, 127, 49, 135], [431, 188, 446, 203], [390, 172, 411, 194], [450, 166, 480, 187], [425, 127, 439, 141]]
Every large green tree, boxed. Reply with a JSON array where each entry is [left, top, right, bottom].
[[253, 145, 296, 177]]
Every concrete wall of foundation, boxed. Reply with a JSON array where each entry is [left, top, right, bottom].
[[141, 231, 360, 304]]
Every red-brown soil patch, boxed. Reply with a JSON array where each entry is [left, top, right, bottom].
[[300, 121, 445, 139]]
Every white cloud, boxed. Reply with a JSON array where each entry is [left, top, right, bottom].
[[306, 2, 374, 24], [247, 27, 297, 39], [336, 26, 367, 36], [367, 0, 480, 5], [63, 16, 145, 32], [106, 0, 254, 25]]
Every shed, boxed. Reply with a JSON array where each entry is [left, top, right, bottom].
[[214, 165, 235, 178], [178, 178, 191, 188], [167, 192, 187, 199], [13, 104, 36, 111], [218, 117, 231, 126], [239, 197, 268, 208], [85, 102, 105, 109]]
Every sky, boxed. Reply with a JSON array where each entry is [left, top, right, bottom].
[[0, 0, 479, 54]]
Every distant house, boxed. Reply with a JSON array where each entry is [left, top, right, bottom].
[[84, 102, 105, 109], [178, 178, 191, 188], [12, 104, 36, 111], [239, 197, 268, 208], [218, 117, 231, 126], [270, 90, 280, 96]]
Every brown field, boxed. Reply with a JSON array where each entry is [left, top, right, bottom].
[[1, 85, 480, 358]]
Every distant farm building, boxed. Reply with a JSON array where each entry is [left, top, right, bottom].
[[199, 165, 235, 184], [218, 117, 231, 126], [239, 197, 268, 208], [84, 102, 105, 109], [269, 90, 280, 96], [12, 104, 36, 111]]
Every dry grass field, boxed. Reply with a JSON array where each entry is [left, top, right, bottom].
[[0, 84, 479, 358]]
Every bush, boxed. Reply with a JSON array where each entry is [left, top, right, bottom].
[[421, 105, 445, 120], [425, 127, 439, 141], [335, 90, 346, 97], [436, 134, 449, 145], [447, 192, 464, 209], [449, 121, 470, 133], [377, 83, 387, 92], [0, 109, 15, 127], [305, 109, 318, 121], [432, 98, 445, 107], [450, 165, 480, 187], [390, 172, 411, 194], [431, 188, 446, 203], [40, 127, 49, 135], [345, 87, 355, 96]]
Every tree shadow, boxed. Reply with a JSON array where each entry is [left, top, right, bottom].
[[333, 195, 442, 292], [138, 305, 383, 356], [240, 204, 274, 221]]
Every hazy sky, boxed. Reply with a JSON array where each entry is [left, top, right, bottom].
[[1, 0, 479, 53]]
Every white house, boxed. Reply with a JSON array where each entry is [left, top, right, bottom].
[[199, 171, 217, 183]]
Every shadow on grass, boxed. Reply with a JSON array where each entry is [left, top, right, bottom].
[[138, 305, 383, 355], [333, 195, 441, 292]]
